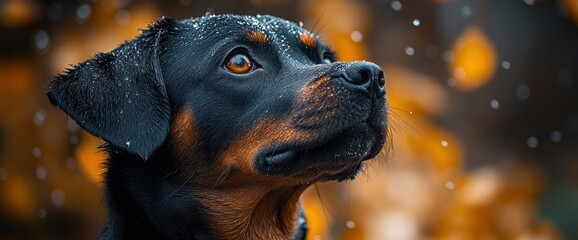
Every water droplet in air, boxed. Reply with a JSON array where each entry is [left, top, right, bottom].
[[445, 181, 456, 190], [33, 110, 46, 126], [501, 60, 511, 70], [490, 99, 500, 109], [346, 220, 356, 229], [404, 47, 415, 56], [32, 147, 42, 158], [76, 4, 92, 21], [412, 18, 420, 27], [298, 21, 304, 27], [51, 189, 65, 207], [441, 140, 449, 147], [462, 6, 472, 17], [524, 0, 535, 5], [39, 209, 47, 218], [66, 158, 77, 170], [350, 31, 363, 42], [550, 131, 562, 143], [527, 136, 538, 148], [391, 1, 402, 11], [34, 31, 50, 50], [126, 141, 131, 147], [116, 10, 131, 25], [36, 166, 46, 180]]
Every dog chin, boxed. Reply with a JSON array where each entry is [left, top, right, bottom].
[[255, 123, 384, 180]]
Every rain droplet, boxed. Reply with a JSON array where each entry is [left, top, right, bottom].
[[66, 158, 77, 170], [501, 60, 511, 70], [67, 119, 80, 132], [350, 31, 363, 42], [32, 147, 42, 158], [516, 84, 530, 101], [36, 166, 46, 180], [76, 4, 92, 21], [412, 18, 420, 27], [126, 141, 131, 147], [38, 209, 47, 218], [115, 10, 131, 25], [462, 6, 472, 17], [447, 78, 457, 88], [445, 181, 456, 190], [33, 110, 46, 126], [527, 136, 538, 148], [70, 135, 79, 145], [391, 1, 402, 11], [34, 31, 50, 50], [442, 51, 453, 63], [345, 220, 356, 229], [0, 168, 7, 181], [51, 189, 66, 207], [490, 99, 500, 109], [550, 131, 562, 143], [441, 140, 449, 147], [404, 47, 415, 56]]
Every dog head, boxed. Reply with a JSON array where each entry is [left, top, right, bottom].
[[48, 14, 387, 187]]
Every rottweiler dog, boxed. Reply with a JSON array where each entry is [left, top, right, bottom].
[[48, 14, 387, 240]]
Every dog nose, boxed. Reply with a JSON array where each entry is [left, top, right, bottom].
[[339, 62, 385, 97]]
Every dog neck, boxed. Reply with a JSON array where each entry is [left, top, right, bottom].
[[194, 185, 306, 240], [102, 149, 308, 240]]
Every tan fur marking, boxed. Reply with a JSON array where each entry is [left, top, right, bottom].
[[195, 74, 341, 239], [247, 31, 268, 45], [169, 106, 198, 156], [300, 33, 317, 48]]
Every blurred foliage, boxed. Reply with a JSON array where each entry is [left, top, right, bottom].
[[1, 0, 577, 239]]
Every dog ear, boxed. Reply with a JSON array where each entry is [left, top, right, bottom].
[[48, 17, 177, 160]]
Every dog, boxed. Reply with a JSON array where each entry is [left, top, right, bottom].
[[48, 14, 387, 240]]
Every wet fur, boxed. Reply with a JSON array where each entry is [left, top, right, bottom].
[[48, 15, 387, 240]]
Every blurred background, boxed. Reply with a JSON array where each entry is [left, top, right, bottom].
[[1, 0, 577, 239]]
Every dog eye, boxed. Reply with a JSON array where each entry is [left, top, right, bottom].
[[225, 53, 253, 74]]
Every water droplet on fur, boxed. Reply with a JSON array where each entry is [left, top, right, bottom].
[[126, 141, 131, 147]]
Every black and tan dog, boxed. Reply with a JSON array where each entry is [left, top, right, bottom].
[[48, 14, 387, 240]]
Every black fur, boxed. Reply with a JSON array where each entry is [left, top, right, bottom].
[[48, 14, 387, 240]]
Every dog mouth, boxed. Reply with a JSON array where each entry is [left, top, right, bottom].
[[256, 120, 384, 179]]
